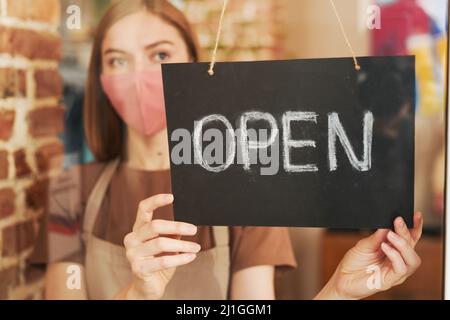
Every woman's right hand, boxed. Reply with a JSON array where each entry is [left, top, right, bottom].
[[122, 194, 200, 299]]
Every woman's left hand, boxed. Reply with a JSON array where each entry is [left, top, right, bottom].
[[316, 212, 423, 300]]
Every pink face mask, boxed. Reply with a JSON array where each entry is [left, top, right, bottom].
[[100, 68, 166, 137]]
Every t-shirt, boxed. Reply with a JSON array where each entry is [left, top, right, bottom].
[[46, 162, 297, 274]]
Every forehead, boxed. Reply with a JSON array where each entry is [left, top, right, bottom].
[[102, 11, 183, 52]]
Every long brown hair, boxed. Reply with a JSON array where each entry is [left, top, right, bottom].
[[84, 0, 200, 162]]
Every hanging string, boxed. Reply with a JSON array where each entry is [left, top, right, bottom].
[[208, 0, 360, 75], [329, 0, 361, 71], [208, 0, 229, 76]]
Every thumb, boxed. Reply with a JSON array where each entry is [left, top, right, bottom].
[[355, 229, 389, 253], [133, 194, 174, 232]]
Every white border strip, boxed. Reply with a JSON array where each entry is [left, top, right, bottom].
[[445, 25, 450, 300]]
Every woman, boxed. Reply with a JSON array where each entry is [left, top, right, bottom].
[[45, 0, 423, 300]]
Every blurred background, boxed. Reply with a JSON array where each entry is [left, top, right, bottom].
[[0, 0, 447, 299]]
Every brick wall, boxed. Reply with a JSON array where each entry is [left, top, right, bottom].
[[0, 0, 63, 299], [184, 0, 280, 61]]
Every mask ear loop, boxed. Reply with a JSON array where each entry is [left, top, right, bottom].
[[207, 0, 361, 76]]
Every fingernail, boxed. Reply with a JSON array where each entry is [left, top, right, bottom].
[[396, 217, 404, 228], [387, 231, 400, 243], [166, 194, 174, 202], [182, 224, 197, 234], [185, 253, 197, 261], [381, 242, 390, 251], [191, 244, 201, 252]]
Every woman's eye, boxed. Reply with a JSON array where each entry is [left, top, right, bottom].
[[110, 57, 128, 68], [153, 51, 170, 62]]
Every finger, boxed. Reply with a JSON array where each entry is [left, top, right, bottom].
[[393, 217, 413, 246], [133, 253, 197, 275], [411, 212, 423, 245], [381, 242, 407, 276], [128, 237, 201, 259], [355, 229, 389, 253], [386, 231, 421, 272], [123, 232, 141, 249], [135, 219, 197, 242], [133, 194, 174, 231]]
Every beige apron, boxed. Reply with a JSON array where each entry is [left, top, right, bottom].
[[82, 160, 230, 300]]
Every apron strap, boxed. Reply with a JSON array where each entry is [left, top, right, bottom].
[[83, 159, 120, 234], [83, 159, 229, 250], [212, 226, 229, 247]]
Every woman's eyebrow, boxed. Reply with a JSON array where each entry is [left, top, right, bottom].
[[102, 41, 174, 55], [103, 48, 129, 55], [144, 40, 175, 50]]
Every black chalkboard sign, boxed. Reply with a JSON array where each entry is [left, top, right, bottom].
[[162, 56, 415, 229]]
